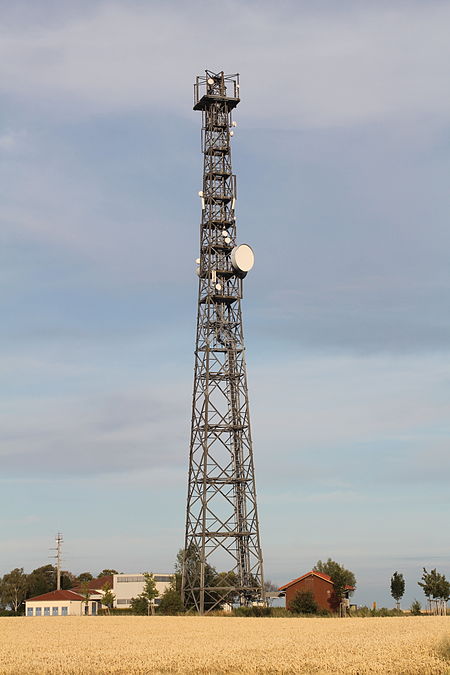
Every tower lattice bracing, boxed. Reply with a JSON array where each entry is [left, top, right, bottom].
[[182, 71, 264, 614]]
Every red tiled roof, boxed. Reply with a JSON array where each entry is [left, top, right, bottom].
[[71, 576, 113, 593], [88, 575, 113, 590], [278, 571, 355, 592], [27, 589, 84, 602], [278, 571, 333, 591]]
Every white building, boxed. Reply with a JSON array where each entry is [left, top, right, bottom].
[[25, 589, 102, 616], [113, 573, 173, 609], [25, 573, 174, 615]]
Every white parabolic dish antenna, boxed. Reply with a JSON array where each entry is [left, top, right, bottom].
[[231, 244, 254, 277]]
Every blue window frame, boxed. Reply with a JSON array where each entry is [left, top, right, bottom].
[[44, 607, 50, 616], [35, 608, 42, 616], [61, 606, 68, 616], [27, 608, 33, 616], [52, 607, 58, 616]]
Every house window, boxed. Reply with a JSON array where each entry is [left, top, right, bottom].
[[52, 607, 59, 616], [35, 608, 42, 616], [116, 599, 130, 605], [27, 608, 33, 616], [116, 576, 145, 583], [44, 607, 50, 616], [61, 607, 68, 616], [154, 575, 172, 583]]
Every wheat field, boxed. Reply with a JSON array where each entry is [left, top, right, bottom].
[[0, 616, 449, 674]]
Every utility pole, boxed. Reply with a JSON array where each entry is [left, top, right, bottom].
[[182, 71, 264, 614], [50, 532, 63, 590]]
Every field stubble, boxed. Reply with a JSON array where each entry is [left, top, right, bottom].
[[0, 615, 449, 674]]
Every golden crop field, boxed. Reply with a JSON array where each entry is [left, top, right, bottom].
[[0, 616, 449, 674]]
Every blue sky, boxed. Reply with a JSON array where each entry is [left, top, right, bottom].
[[1, 0, 449, 607]]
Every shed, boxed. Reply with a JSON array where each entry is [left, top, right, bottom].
[[278, 570, 354, 613]]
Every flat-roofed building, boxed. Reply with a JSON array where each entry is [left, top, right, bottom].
[[113, 573, 173, 609]]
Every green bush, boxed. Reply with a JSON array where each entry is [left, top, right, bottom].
[[289, 591, 318, 615], [130, 596, 149, 615], [158, 589, 184, 615], [0, 609, 14, 617], [410, 599, 422, 616]]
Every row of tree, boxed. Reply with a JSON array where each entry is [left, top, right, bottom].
[[390, 568, 450, 614]]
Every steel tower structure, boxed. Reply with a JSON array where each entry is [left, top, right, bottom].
[[181, 71, 264, 614]]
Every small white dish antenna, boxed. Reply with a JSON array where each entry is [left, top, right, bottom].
[[225, 237, 231, 244], [222, 230, 228, 237], [198, 191, 203, 197], [215, 283, 222, 291], [195, 258, 200, 264], [207, 78, 215, 85]]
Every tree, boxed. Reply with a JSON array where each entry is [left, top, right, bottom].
[[0, 568, 28, 614], [410, 599, 422, 615], [60, 571, 77, 590], [130, 595, 148, 615], [80, 580, 91, 615], [101, 583, 115, 614], [77, 572, 94, 583], [390, 572, 405, 610], [98, 569, 119, 577], [27, 565, 55, 598], [141, 573, 159, 615], [290, 591, 318, 615], [418, 568, 450, 615], [264, 579, 279, 593], [438, 576, 450, 615], [314, 559, 356, 612], [213, 570, 240, 605], [159, 586, 184, 615], [176, 546, 220, 611]]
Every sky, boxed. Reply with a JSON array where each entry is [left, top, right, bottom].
[[1, 0, 449, 608]]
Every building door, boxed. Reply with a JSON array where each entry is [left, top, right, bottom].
[[92, 603, 97, 615]]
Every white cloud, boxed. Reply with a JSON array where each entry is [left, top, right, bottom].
[[0, 2, 449, 127]]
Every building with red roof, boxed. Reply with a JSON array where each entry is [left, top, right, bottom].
[[25, 573, 174, 616], [25, 589, 100, 617], [278, 571, 354, 613], [25, 577, 114, 617]]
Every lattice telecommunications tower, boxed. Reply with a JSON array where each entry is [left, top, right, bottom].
[[182, 71, 264, 614]]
